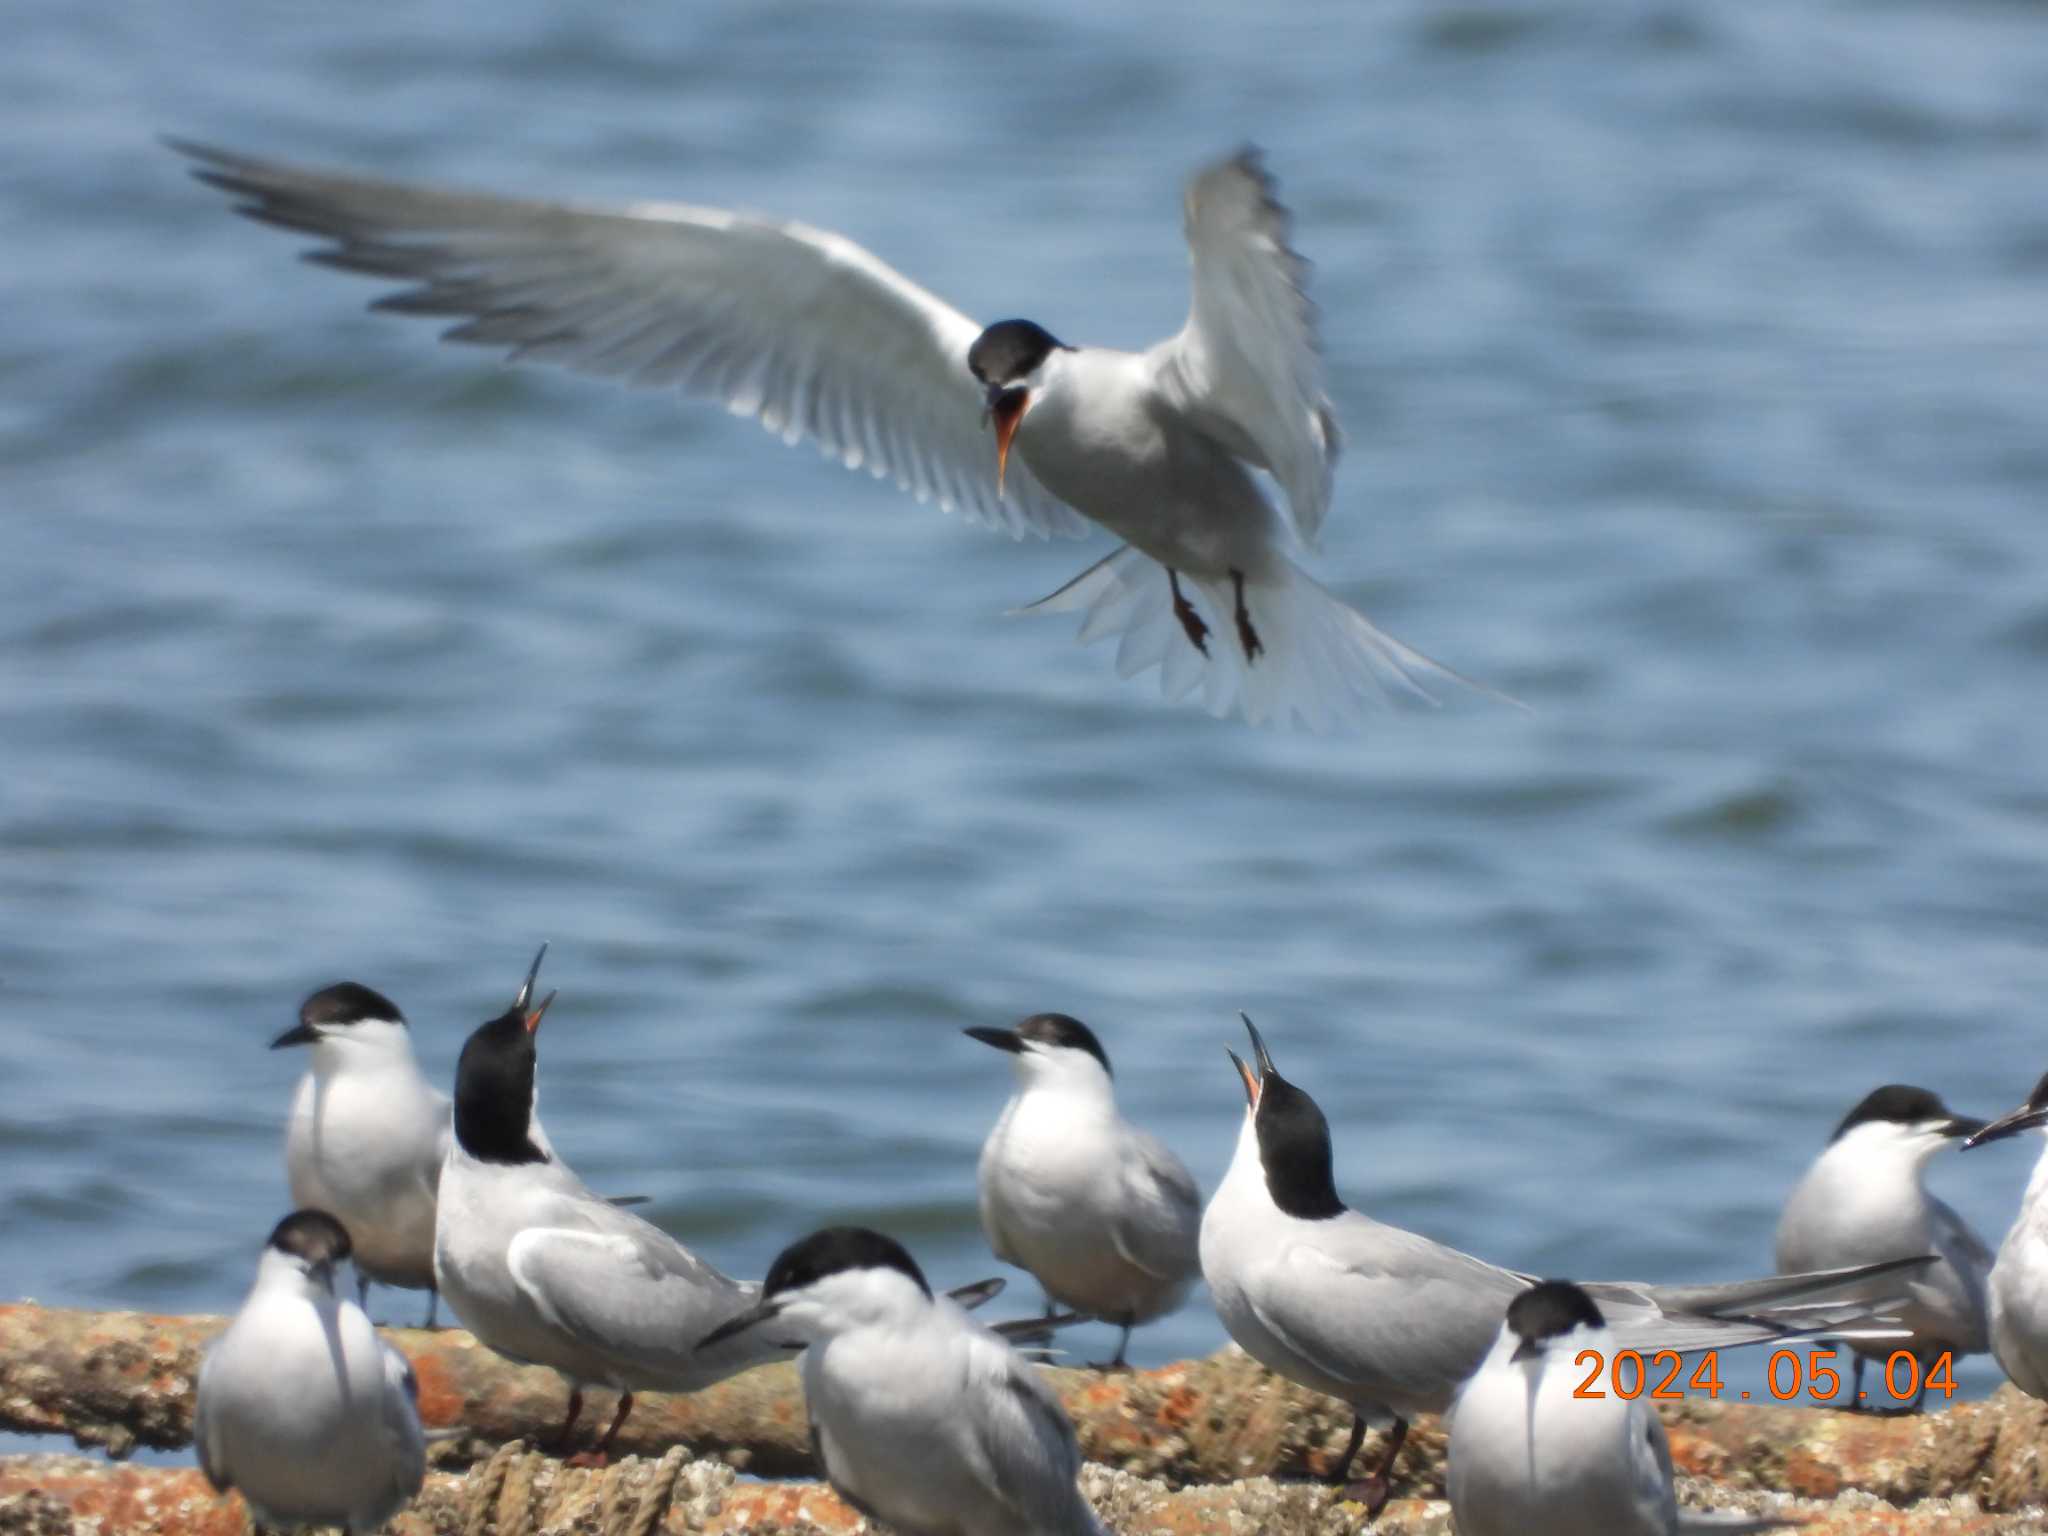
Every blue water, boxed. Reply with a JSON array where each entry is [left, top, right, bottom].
[[7, 0, 2048, 1430]]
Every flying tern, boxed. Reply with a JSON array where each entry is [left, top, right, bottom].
[[170, 138, 1485, 730]]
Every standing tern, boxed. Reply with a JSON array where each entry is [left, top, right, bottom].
[[700, 1226, 1108, 1536], [1962, 1070, 2048, 1398], [274, 981, 450, 1327], [195, 1209, 426, 1533], [170, 138, 1484, 731], [431, 945, 790, 1462], [1774, 1083, 1990, 1410], [1199, 1016, 1932, 1516], [967, 1012, 1200, 1367], [1447, 1280, 1793, 1535]]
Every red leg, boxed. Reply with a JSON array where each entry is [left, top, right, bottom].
[[1169, 571, 1210, 656]]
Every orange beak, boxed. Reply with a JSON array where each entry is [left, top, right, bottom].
[[988, 386, 1028, 500], [525, 990, 557, 1034], [1228, 1049, 1261, 1109]]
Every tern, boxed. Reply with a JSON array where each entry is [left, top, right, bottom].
[[966, 1012, 1201, 1367], [430, 945, 1038, 1460], [1774, 1083, 1990, 1410], [195, 1209, 426, 1533], [1962, 1070, 2048, 1398], [170, 138, 1485, 730], [700, 1226, 1108, 1536], [274, 981, 450, 1327], [1200, 1016, 1932, 1515], [1447, 1280, 1794, 1535], [431, 945, 791, 1462]]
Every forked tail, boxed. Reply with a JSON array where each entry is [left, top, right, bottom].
[[1018, 545, 1502, 731]]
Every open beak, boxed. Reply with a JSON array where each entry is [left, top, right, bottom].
[[270, 1021, 320, 1050], [965, 1026, 1026, 1054], [986, 384, 1028, 499], [1227, 1049, 1260, 1109], [1241, 1013, 1277, 1078], [1964, 1102, 2048, 1150], [1230, 1014, 1277, 1108], [513, 943, 555, 1032], [698, 1296, 783, 1351]]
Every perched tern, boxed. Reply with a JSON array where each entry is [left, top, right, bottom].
[[966, 1012, 1200, 1366], [431, 946, 789, 1461], [1447, 1280, 1794, 1535], [195, 1209, 426, 1533], [274, 981, 450, 1326], [1962, 1070, 2048, 1398], [1774, 1084, 1990, 1410], [170, 138, 1485, 730], [1200, 1016, 1932, 1515], [700, 1226, 1108, 1536]]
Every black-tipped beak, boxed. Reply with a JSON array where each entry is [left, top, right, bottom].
[[699, 1296, 782, 1351], [965, 1026, 1026, 1055], [986, 385, 1028, 499], [513, 942, 550, 1013], [1964, 1103, 2048, 1150], [1240, 1013, 1277, 1079], [1227, 1049, 1260, 1109], [271, 1021, 320, 1050], [1939, 1114, 1989, 1141]]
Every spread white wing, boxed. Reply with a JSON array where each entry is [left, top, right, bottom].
[[1153, 147, 1341, 548], [170, 140, 1089, 542]]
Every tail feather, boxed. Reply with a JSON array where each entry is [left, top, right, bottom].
[[1583, 1255, 1938, 1356], [1019, 546, 1502, 731]]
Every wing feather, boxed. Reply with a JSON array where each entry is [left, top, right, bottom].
[[169, 139, 1088, 542], [1108, 1132, 1202, 1284], [1156, 146, 1340, 547], [963, 1336, 1099, 1535]]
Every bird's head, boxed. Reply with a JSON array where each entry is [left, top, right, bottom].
[[262, 1208, 355, 1297], [967, 318, 1069, 498], [451, 944, 556, 1166], [1227, 1015, 1345, 1220], [697, 1226, 933, 1352], [965, 1011, 1114, 1094], [1827, 1083, 1985, 1165], [272, 981, 411, 1059], [1505, 1279, 1607, 1365], [1964, 1069, 2048, 1151]]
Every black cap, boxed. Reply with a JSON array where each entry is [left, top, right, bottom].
[[1829, 1084, 1982, 1143], [967, 319, 1067, 388], [762, 1226, 931, 1302], [273, 982, 405, 1048], [267, 1208, 354, 1266], [1507, 1280, 1606, 1348]]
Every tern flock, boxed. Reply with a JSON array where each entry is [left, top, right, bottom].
[[164, 142, 2043, 1534]]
